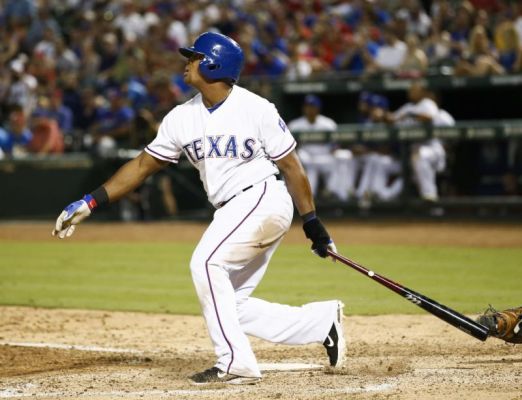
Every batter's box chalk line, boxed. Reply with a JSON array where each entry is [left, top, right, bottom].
[[0, 384, 396, 398], [0, 341, 396, 397], [0, 341, 145, 354], [2, 342, 326, 369], [0, 342, 325, 370]]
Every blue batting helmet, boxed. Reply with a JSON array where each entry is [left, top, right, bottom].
[[179, 32, 244, 83], [303, 94, 322, 108]]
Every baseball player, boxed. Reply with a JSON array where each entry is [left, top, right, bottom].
[[355, 95, 403, 208], [332, 92, 399, 205], [52, 32, 345, 385], [287, 95, 340, 199], [390, 82, 454, 201]]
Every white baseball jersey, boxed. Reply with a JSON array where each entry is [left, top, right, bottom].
[[145, 85, 296, 207], [393, 98, 439, 126], [287, 114, 338, 196], [145, 85, 340, 377], [394, 99, 453, 200], [287, 114, 337, 156], [434, 108, 455, 127]]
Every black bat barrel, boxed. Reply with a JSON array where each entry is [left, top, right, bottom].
[[328, 250, 490, 342]]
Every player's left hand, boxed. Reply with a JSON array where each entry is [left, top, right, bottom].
[[52, 195, 94, 239], [303, 217, 337, 260]]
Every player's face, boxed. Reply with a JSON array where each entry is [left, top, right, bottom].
[[303, 104, 319, 120], [408, 84, 424, 103], [184, 53, 204, 86]]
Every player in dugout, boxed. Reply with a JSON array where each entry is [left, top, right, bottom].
[[52, 32, 346, 385]]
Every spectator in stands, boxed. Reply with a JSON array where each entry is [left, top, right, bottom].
[[286, 38, 314, 80], [77, 37, 101, 87], [6, 55, 37, 117], [0, 105, 32, 158], [455, 25, 505, 76], [90, 88, 135, 156], [448, 1, 475, 57], [0, 0, 518, 165], [75, 87, 100, 135], [396, 0, 432, 39], [113, 0, 147, 43], [0, 66, 12, 120], [424, 30, 454, 71], [333, 32, 378, 75], [32, 89, 74, 137], [431, 0, 456, 34], [388, 82, 454, 202], [516, 5, 522, 45], [494, 20, 522, 73], [474, 8, 493, 37], [55, 38, 80, 74], [133, 73, 178, 149], [366, 25, 407, 75], [0, 24, 21, 65], [398, 33, 429, 77], [288, 94, 338, 200], [26, 4, 61, 49], [97, 33, 121, 83], [3, 0, 36, 27], [29, 110, 65, 155]]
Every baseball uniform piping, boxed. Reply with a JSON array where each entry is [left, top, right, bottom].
[[205, 181, 267, 374], [145, 146, 179, 162], [269, 140, 296, 160]]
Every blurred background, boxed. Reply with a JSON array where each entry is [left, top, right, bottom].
[[1, 0, 522, 221]]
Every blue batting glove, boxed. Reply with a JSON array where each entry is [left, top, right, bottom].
[[52, 195, 96, 239]]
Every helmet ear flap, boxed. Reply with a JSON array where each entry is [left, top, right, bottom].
[[199, 57, 221, 77], [206, 63, 221, 71]]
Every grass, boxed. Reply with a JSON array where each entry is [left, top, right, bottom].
[[0, 241, 519, 315]]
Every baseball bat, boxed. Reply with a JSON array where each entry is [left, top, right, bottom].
[[327, 250, 489, 341]]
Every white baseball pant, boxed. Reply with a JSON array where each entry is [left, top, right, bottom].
[[356, 153, 403, 201], [411, 139, 446, 200], [190, 176, 339, 377]]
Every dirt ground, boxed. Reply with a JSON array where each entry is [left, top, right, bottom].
[[0, 221, 521, 399], [2, 220, 522, 247]]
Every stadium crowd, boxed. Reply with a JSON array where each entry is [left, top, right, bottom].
[[0, 0, 521, 157]]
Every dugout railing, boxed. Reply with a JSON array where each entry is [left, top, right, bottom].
[[292, 120, 522, 217], [1, 120, 521, 220]]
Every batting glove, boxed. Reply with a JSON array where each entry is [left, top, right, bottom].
[[52, 194, 96, 239], [303, 217, 337, 259]]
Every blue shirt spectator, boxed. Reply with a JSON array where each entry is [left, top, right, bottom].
[[95, 105, 135, 134], [33, 90, 74, 136], [92, 89, 135, 146], [333, 36, 378, 75], [0, 125, 32, 155], [4, 0, 36, 23]]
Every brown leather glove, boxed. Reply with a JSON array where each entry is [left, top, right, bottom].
[[477, 305, 522, 344]]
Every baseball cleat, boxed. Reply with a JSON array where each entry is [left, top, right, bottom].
[[323, 301, 346, 368], [189, 367, 261, 385]]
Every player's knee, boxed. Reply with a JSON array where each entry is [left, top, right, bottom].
[[189, 252, 208, 282]]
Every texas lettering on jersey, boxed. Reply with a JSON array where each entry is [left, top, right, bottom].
[[183, 135, 256, 162], [145, 86, 296, 206]]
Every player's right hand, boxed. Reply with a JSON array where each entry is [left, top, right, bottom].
[[52, 195, 94, 239], [303, 217, 336, 260]]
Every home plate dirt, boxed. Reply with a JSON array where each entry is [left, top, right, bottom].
[[0, 307, 520, 400]]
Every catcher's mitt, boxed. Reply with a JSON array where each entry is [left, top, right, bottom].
[[477, 305, 522, 344]]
